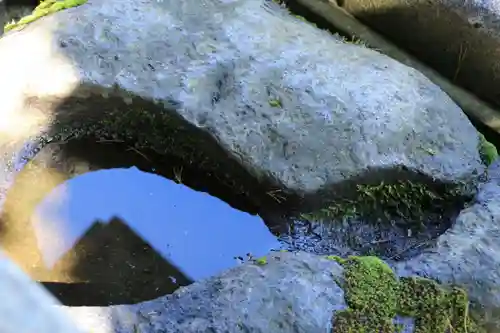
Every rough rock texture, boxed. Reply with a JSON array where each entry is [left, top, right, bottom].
[[61, 251, 347, 333], [332, 0, 500, 108], [0, 0, 485, 211], [394, 159, 500, 330]]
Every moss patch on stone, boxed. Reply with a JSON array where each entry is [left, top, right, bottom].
[[478, 133, 498, 166], [329, 256, 484, 333], [4, 0, 87, 33], [398, 276, 484, 333], [300, 180, 463, 227], [254, 256, 268, 265], [334, 256, 399, 332], [268, 98, 283, 108]]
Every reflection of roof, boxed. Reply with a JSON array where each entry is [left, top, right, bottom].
[[53, 216, 193, 284], [46, 217, 193, 305]]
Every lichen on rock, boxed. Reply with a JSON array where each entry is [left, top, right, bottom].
[[329, 256, 484, 333]]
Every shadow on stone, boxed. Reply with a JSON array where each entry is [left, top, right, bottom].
[[25, 90, 298, 214]]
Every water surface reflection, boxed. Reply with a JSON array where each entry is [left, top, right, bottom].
[[29, 166, 281, 304]]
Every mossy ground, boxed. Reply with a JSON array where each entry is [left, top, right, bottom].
[[327, 256, 485, 333], [4, 0, 87, 33]]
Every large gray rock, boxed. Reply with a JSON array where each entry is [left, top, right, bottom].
[[331, 0, 500, 108], [0, 0, 484, 212], [394, 159, 500, 330], [62, 252, 347, 333]]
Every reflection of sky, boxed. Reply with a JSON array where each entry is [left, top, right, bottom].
[[31, 167, 281, 280]]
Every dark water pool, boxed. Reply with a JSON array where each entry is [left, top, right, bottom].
[[1, 138, 282, 306]]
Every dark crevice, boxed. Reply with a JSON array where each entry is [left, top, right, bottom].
[[4, 0, 39, 7], [275, 167, 472, 262], [280, 0, 354, 39], [347, 3, 500, 110]]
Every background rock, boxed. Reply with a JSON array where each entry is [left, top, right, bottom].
[[63, 251, 347, 333], [332, 0, 500, 109]]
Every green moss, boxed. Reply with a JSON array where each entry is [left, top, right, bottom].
[[300, 180, 462, 227], [331, 256, 484, 333], [268, 99, 282, 108], [333, 256, 399, 332], [478, 133, 498, 166], [4, 0, 87, 33], [398, 277, 483, 333], [254, 256, 268, 265], [325, 255, 345, 264]]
